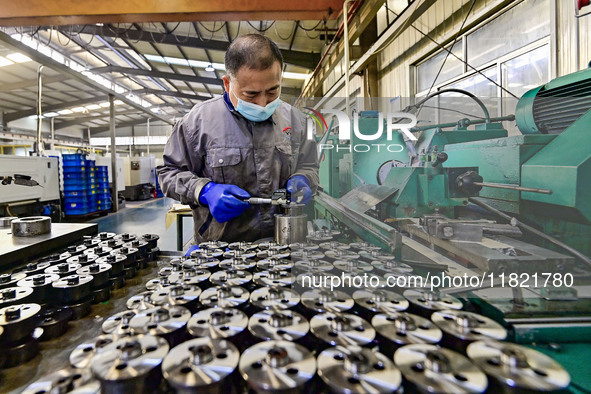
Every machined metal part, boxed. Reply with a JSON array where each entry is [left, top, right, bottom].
[[0, 303, 41, 343], [306, 230, 334, 242], [289, 242, 320, 250], [21, 368, 98, 394], [333, 259, 374, 275], [96, 254, 125, 277], [4, 336, 40, 368], [199, 286, 250, 309], [190, 249, 224, 260], [110, 274, 126, 289], [112, 246, 138, 266], [83, 238, 101, 248], [35, 306, 72, 341], [90, 334, 169, 394], [67, 253, 99, 267], [127, 291, 155, 311], [64, 297, 93, 320], [256, 258, 294, 271], [250, 286, 300, 310], [37, 252, 71, 266], [257, 241, 290, 252], [274, 208, 308, 245], [102, 310, 138, 335], [294, 259, 333, 272], [142, 233, 160, 249], [187, 307, 248, 340], [0, 216, 17, 228], [239, 340, 317, 392], [150, 285, 202, 311], [84, 245, 113, 258], [301, 289, 354, 314], [70, 334, 116, 369], [64, 244, 88, 256], [192, 256, 221, 269], [0, 272, 27, 289], [319, 241, 351, 250], [228, 241, 258, 251], [432, 310, 507, 347], [21, 261, 51, 276], [394, 344, 488, 393], [353, 289, 410, 314], [52, 274, 94, 305], [310, 312, 375, 347], [0, 286, 34, 308], [324, 249, 360, 260], [114, 233, 137, 243], [466, 341, 570, 392], [129, 306, 191, 346], [200, 240, 229, 250], [371, 259, 413, 274], [96, 232, 116, 242], [253, 269, 295, 287], [218, 257, 257, 272], [11, 216, 51, 237], [162, 337, 240, 394], [168, 268, 211, 287], [248, 309, 309, 342], [210, 269, 253, 287], [146, 276, 174, 291], [92, 285, 112, 303], [222, 249, 257, 260], [359, 249, 396, 262], [291, 248, 325, 260], [99, 238, 125, 250], [349, 241, 382, 251], [126, 240, 149, 257], [77, 263, 112, 289], [123, 265, 137, 279], [45, 262, 82, 277], [372, 312, 443, 348], [317, 346, 402, 393], [404, 289, 463, 315]]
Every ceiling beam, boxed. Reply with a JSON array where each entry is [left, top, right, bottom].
[[3, 96, 105, 123], [0, 74, 71, 92], [64, 25, 321, 69], [0, 0, 342, 26], [92, 65, 222, 87], [133, 89, 213, 101], [0, 31, 174, 125], [90, 117, 161, 133], [55, 110, 141, 130]]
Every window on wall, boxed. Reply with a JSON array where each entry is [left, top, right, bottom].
[[414, 0, 551, 132]]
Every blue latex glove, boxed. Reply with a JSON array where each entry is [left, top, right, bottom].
[[199, 182, 251, 223], [286, 175, 312, 204]]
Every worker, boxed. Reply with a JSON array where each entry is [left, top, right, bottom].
[[157, 34, 319, 243]]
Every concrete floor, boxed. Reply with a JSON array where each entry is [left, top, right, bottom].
[[89, 197, 193, 252]]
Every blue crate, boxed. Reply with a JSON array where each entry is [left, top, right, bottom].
[[64, 195, 90, 204], [96, 166, 108, 173], [86, 161, 96, 169], [96, 187, 110, 194], [64, 178, 88, 187], [63, 154, 86, 161], [63, 171, 86, 180], [98, 202, 112, 211], [62, 159, 86, 167], [64, 190, 88, 198], [64, 200, 91, 210], [64, 208, 89, 216], [97, 177, 109, 184], [63, 165, 87, 173]]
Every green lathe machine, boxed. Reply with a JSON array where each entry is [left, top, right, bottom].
[[313, 68, 591, 391]]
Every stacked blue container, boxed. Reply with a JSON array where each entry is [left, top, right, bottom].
[[96, 166, 112, 211], [87, 160, 98, 213], [63, 154, 90, 215]]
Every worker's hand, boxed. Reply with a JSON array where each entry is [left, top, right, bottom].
[[198, 182, 250, 223], [286, 175, 312, 204]]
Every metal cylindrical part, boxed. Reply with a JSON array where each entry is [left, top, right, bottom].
[[129, 306, 191, 347], [0, 303, 41, 343], [274, 212, 307, 245], [11, 216, 51, 237]]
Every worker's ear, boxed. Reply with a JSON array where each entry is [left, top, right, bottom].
[[222, 75, 231, 93]]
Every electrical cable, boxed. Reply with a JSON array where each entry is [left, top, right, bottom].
[[411, 88, 491, 122], [298, 20, 324, 31], [420, 104, 487, 120], [247, 21, 275, 33], [198, 21, 227, 34], [56, 25, 73, 47], [274, 21, 296, 41], [468, 197, 591, 268]]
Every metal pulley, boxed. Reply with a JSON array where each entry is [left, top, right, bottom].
[[249, 286, 300, 310], [127, 291, 156, 311], [228, 241, 258, 251], [317, 346, 402, 393], [0, 303, 41, 343], [239, 340, 317, 393], [349, 241, 382, 251], [248, 309, 309, 342], [199, 240, 229, 250], [129, 305, 191, 346], [102, 310, 138, 335], [466, 340, 570, 392], [253, 269, 295, 287], [209, 269, 253, 287], [191, 248, 224, 260], [187, 307, 248, 340], [114, 233, 137, 243], [70, 334, 116, 369], [0, 286, 35, 308], [432, 310, 507, 351], [0, 216, 17, 228], [300, 289, 354, 314], [353, 288, 409, 315], [21, 368, 99, 394], [45, 262, 82, 277], [371, 259, 413, 275], [218, 257, 257, 272], [67, 253, 98, 266], [294, 259, 333, 272], [90, 334, 169, 393], [52, 274, 94, 306], [0, 272, 27, 289], [324, 249, 360, 260], [150, 284, 202, 311], [111, 246, 138, 266], [333, 259, 374, 275], [96, 231, 117, 242], [199, 286, 250, 309], [256, 258, 294, 271], [77, 263, 112, 289], [403, 289, 463, 316], [291, 248, 325, 260], [394, 344, 488, 393], [99, 238, 125, 250], [17, 274, 59, 304], [222, 248, 257, 260], [35, 306, 72, 341], [318, 241, 351, 250], [310, 312, 376, 347], [162, 337, 240, 394], [256, 248, 291, 260], [37, 252, 71, 266], [63, 244, 88, 256], [11, 216, 51, 237], [146, 276, 174, 291], [84, 245, 113, 258], [371, 312, 442, 356], [168, 268, 211, 287], [21, 261, 51, 276], [359, 249, 396, 262], [142, 233, 160, 249]]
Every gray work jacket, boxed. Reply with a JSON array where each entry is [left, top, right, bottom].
[[157, 95, 319, 243]]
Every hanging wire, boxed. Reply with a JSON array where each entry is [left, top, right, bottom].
[[302, 28, 321, 40], [298, 20, 324, 31], [56, 25, 73, 47], [247, 20, 275, 33], [274, 21, 296, 41], [172, 22, 190, 44], [198, 21, 227, 33]]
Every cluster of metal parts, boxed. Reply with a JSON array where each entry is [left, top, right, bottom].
[[0, 231, 160, 369], [21, 236, 570, 393]]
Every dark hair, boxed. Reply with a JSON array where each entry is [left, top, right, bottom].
[[225, 34, 283, 78]]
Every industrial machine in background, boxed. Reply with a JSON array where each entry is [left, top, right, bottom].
[[122, 156, 156, 201], [313, 68, 591, 389], [0, 156, 60, 220]]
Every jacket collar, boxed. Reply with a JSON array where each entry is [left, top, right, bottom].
[[223, 91, 277, 125]]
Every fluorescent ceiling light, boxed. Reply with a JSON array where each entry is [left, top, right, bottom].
[[44, 112, 59, 117], [6, 53, 31, 63], [205, 64, 215, 72], [72, 107, 86, 113], [58, 109, 74, 115], [99, 102, 110, 108], [114, 100, 124, 105], [283, 71, 310, 80], [85, 104, 101, 110], [0, 56, 14, 67], [146, 54, 225, 71]]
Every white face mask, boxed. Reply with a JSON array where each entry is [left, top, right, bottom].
[[230, 85, 281, 122]]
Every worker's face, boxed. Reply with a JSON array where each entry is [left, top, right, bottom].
[[223, 61, 282, 108]]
